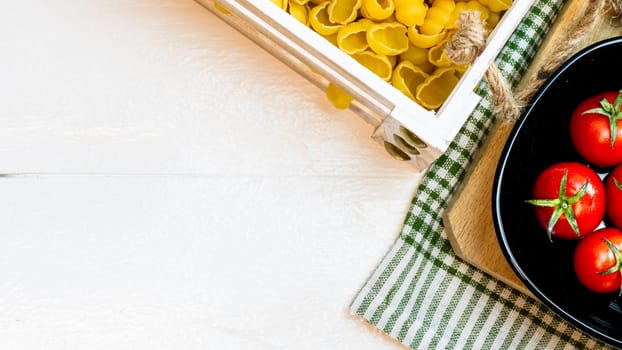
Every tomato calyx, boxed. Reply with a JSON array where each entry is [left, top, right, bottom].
[[526, 170, 588, 241], [615, 177, 622, 191], [598, 237, 622, 296], [581, 90, 622, 148]]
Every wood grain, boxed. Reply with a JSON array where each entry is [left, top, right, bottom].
[[444, 0, 621, 297]]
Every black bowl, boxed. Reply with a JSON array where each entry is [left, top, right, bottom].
[[492, 37, 622, 347]]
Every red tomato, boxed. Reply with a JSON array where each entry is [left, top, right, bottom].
[[527, 162, 605, 240], [574, 227, 622, 294], [569, 90, 622, 167], [606, 164, 622, 230]]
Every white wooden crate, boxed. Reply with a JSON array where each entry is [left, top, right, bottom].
[[196, 0, 534, 171]]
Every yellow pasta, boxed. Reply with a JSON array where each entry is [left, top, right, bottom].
[[419, 0, 455, 35], [351, 50, 393, 81], [392, 61, 429, 101], [214, 2, 230, 14], [336, 19, 371, 54], [309, 1, 343, 36], [467, 0, 490, 20], [288, 1, 309, 24], [271, 0, 288, 10], [328, 0, 362, 24], [323, 32, 340, 46], [478, 0, 511, 12], [360, 0, 395, 21], [408, 26, 446, 49], [428, 38, 454, 67], [486, 10, 502, 30], [326, 83, 354, 109], [400, 44, 435, 73], [415, 67, 460, 110], [387, 54, 398, 68], [367, 22, 409, 56], [394, 0, 427, 27], [446, 1, 489, 29]]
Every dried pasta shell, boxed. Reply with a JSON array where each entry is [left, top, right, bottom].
[[454, 63, 470, 76], [323, 32, 340, 46], [367, 22, 409, 56], [486, 10, 501, 30], [393, 0, 427, 26], [328, 0, 362, 24], [337, 20, 370, 54], [479, 0, 511, 12], [351, 50, 393, 81], [446, 1, 489, 28], [399, 44, 435, 73], [326, 83, 353, 109], [419, 0, 455, 35], [290, 0, 309, 5], [399, 44, 428, 66], [428, 40, 454, 67], [271, 0, 289, 10], [289, 2, 309, 24], [387, 54, 398, 68], [415, 67, 460, 110], [392, 61, 429, 101], [309, 1, 343, 36], [408, 26, 446, 49], [360, 0, 395, 21]]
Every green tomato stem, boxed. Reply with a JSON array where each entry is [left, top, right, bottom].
[[598, 237, 622, 297], [581, 89, 622, 148], [525, 170, 587, 241]]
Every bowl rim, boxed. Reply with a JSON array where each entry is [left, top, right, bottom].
[[492, 36, 622, 347]]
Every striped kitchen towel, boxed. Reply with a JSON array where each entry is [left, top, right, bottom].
[[350, 0, 615, 348]]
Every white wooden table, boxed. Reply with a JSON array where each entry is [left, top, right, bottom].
[[1, 1, 423, 348]]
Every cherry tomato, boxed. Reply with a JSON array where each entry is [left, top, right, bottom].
[[526, 162, 605, 240], [606, 163, 622, 230], [574, 227, 622, 294], [569, 90, 622, 167]]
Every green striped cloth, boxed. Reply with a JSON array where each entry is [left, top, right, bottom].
[[350, 0, 615, 348]]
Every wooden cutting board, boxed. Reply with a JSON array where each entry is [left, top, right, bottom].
[[443, 0, 621, 297]]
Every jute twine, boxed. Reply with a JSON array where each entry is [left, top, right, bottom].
[[445, 0, 622, 121]]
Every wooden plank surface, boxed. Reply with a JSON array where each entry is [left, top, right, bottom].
[[444, 0, 621, 297]]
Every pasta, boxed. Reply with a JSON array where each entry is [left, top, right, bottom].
[[360, 0, 395, 21], [419, 0, 455, 35], [415, 67, 460, 110], [407, 26, 446, 49], [392, 61, 429, 101], [478, 0, 511, 12], [214, 2, 230, 14], [367, 22, 409, 56], [427, 37, 454, 67], [273, 0, 513, 111], [271, 0, 288, 10], [328, 0, 362, 24], [400, 44, 435, 73], [309, 1, 343, 35], [351, 50, 394, 81], [337, 19, 372, 54], [326, 83, 354, 109], [486, 10, 502, 30], [394, 0, 427, 26], [289, 1, 309, 24], [446, 0, 489, 28]]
